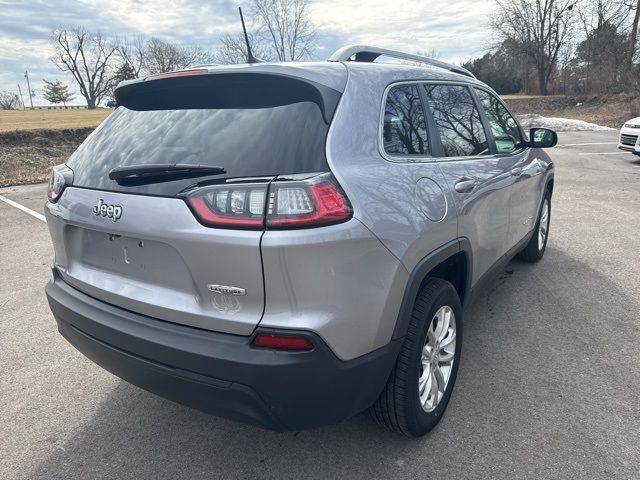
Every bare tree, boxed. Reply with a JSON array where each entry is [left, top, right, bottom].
[[117, 35, 146, 77], [143, 38, 187, 74], [574, 0, 637, 88], [397, 49, 441, 66], [106, 62, 138, 100], [253, 0, 315, 61], [0, 91, 22, 110], [143, 38, 215, 74], [628, 0, 640, 70], [50, 27, 118, 108], [218, 0, 315, 64], [216, 31, 273, 64], [492, 0, 577, 95]]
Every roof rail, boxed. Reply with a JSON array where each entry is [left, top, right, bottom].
[[328, 45, 475, 79]]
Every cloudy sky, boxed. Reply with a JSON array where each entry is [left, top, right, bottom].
[[0, 0, 496, 105]]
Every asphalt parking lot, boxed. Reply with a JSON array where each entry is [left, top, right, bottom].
[[1, 130, 639, 479]]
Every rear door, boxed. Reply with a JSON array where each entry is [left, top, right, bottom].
[[423, 83, 515, 284], [473, 87, 544, 248], [46, 71, 342, 335]]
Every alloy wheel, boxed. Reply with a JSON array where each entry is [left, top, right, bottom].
[[538, 199, 550, 251], [419, 305, 457, 413]]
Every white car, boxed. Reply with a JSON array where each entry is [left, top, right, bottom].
[[618, 117, 640, 156]]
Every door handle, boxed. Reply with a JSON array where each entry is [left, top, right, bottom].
[[454, 177, 476, 193], [510, 167, 523, 176]]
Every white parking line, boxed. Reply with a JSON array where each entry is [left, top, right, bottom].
[[559, 142, 618, 147], [0, 194, 46, 223], [577, 152, 629, 156]]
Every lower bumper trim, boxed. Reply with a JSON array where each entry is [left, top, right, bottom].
[[58, 319, 283, 429], [618, 144, 640, 153]]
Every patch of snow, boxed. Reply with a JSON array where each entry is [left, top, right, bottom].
[[518, 114, 614, 132]]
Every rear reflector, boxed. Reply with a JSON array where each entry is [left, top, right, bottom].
[[252, 333, 314, 351]]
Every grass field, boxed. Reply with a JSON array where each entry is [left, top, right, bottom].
[[0, 109, 111, 132]]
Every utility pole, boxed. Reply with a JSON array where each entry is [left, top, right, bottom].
[[24, 71, 34, 109], [17, 84, 25, 110]]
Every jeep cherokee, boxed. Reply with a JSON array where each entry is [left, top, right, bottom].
[[44, 45, 557, 437]]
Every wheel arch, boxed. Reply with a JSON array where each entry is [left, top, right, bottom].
[[392, 239, 472, 340], [546, 176, 554, 195]]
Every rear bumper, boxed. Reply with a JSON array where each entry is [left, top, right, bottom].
[[45, 272, 400, 431]]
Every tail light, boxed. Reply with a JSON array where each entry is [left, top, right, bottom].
[[47, 164, 74, 203], [184, 173, 352, 230], [267, 173, 352, 228], [252, 332, 314, 351]]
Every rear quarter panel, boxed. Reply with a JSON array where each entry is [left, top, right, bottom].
[[316, 65, 470, 356], [259, 219, 409, 360]]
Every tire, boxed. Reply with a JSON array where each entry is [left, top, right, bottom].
[[370, 278, 462, 437], [516, 188, 551, 263]]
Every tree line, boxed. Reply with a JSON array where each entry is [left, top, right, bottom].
[[464, 0, 640, 95], [2, 0, 315, 110], [4, 0, 637, 110]]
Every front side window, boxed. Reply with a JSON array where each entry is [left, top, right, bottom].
[[423, 84, 488, 157], [382, 85, 429, 157], [475, 88, 523, 154]]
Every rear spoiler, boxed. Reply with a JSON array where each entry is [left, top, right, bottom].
[[114, 71, 342, 124]]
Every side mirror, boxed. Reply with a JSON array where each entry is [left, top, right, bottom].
[[529, 128, 557, 148]]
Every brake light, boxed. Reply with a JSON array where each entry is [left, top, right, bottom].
[[185, 183, 267, 229], [47, 164, 73, 203], [147, 69, 209, 80], [184, 173, 352, 230], [252, 333, 314, 351], [266, 173, 352, 228]]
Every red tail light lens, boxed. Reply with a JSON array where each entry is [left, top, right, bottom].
[[266, 173, 352, 228], [252, 333, 314, 351], [184, 173, 352, 230], [185, 183, 267, 229]]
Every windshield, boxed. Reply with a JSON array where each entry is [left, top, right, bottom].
[[67, 73, 341, 196]]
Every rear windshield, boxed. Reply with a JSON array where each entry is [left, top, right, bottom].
[[67, 73, 341, 196]]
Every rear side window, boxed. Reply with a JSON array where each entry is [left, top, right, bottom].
[[423, 84, 488, 157], [382, 85, 429, 157], [474, 88, 523, 154], [66, 73, 341, 196]]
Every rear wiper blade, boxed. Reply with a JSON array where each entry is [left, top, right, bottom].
[[109, 164, 226, 183]]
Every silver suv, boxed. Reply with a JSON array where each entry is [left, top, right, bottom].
[[44, 45, 557, 437]]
